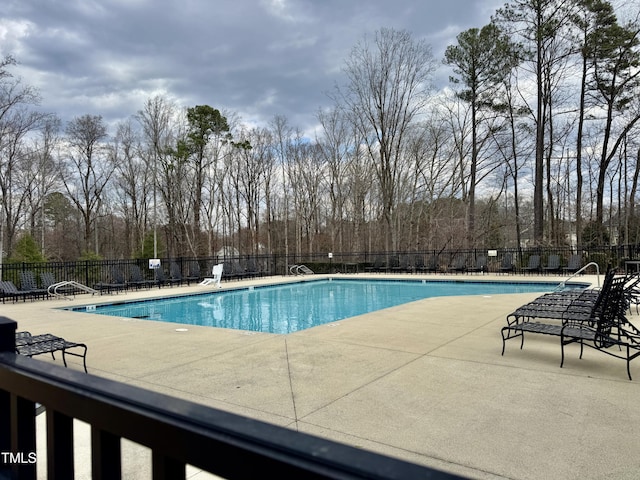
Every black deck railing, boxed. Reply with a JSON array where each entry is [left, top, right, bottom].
[[0, 317, 465, 479]]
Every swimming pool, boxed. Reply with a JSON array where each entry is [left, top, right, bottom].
[[67, 278, 587, 334]]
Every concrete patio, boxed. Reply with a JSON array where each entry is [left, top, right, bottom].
[[3, 273, 639, 479]]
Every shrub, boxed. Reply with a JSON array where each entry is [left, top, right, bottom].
[[7, 234, 46, 263]]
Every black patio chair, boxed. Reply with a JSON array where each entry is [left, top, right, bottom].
[[521, 254, 541, 274], [231, 260, 248, 279], [170, 262, 184, 285], [365, 256, 386, 273], [245, 258, 260, 278], [19, 271, 49, 300], [542, 254, 561, 274], [95, 267, 127, 294], [153, 266, 180, 287], [40, 272, 58, 290], [184, 261, 201, 285], [128, 265, 152, 289], [386, 255, 400, 273], [413, 255, 426, 273], [468, 256, 487, 274], [563, 255, 583, 274], [499, 253, 515, 274], [391, 254, 411, 273], [0, 280, 32, 303], [449, 255, 467, 274], [560, 275, 640, 380], [424, 255, 439, 273], [16, 331, 88, 373]]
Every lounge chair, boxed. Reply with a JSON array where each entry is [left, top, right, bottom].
[[245, 258, 261, 278], [184, 261, 201, 284], [19, 271, 49, 299], [542, 254, 561, 274], [128, 265, 152, 290], [40, 272, 59, 290], [467, 256, 487, 274], [424, 255, 439, 273], [15, 331, 88, 373], [449, 255, 467, 274], [501, 271, 640, 379], [200, 263, 224, 287], [521, 254, 541, 274], [153, 267, 180, 288], [499, 253, 514, 273], [0, 281, 32, 302], [563, 255, 583, 274], [94, 267, 127, 294], [365, 257, 386, 273], [232, 260, 249, 279], [412, 255, 426, 273], [391, 255, 412, 273], [169, 262, 184, 285], [560, 275, 640, 379], [387, 255, 400, 273]]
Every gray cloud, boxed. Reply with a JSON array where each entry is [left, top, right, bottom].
[[3, 0, 504, 134]]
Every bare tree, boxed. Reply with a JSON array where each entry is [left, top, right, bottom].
[[0, 55, 49, 257], [496, 0, 578, 244], [112, 119, 151, 256], [589, 11, 640, 231], [317, 107, 352, 252], [335, 27, 436, 251], [61, 114, 112, 254], [269, 115, 294, 257], [136, 95, 175, 257], [444, 22, 520, 245], [25, 115, 62, 254]]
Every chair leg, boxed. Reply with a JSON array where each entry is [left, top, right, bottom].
[[62, 344, 88, 373]]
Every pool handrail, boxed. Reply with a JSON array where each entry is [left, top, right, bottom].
[[48, 280, 98, 299], [554, 261, 600, 291], [288, 264, 315, 275]]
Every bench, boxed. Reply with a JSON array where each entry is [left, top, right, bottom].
[[15, 331, 88, 373], [501, 273, 640, 380]]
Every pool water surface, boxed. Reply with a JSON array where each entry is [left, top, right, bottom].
[[67, 278, 585, 334]]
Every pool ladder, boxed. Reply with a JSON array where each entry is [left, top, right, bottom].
[[48, 281, 99, 299], [289, 264, 314, 276]]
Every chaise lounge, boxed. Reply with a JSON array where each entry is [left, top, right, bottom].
[[521, 254, 541, 274], [15, 331, 88, 373], [501, 271, 640, 379], [542, 254, 561, 274]]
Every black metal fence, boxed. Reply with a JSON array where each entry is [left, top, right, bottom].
[[0, 317, 464, 479], [2, 245, 640, 288]]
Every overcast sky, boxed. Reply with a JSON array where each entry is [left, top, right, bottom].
[[3, 0, 506, 136]]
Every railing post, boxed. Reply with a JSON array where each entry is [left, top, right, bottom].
[[1, 317, 37, 480], [0, 319, 16, 479], [0, 317, 16, 354]]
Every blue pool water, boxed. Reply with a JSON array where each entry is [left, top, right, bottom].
[[68, 279, 586, 334]]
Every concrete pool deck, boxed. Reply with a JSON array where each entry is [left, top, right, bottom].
[[3, 273, 640, 479]]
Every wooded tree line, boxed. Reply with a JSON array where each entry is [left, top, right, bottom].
[[1, 0, 639, 262]]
